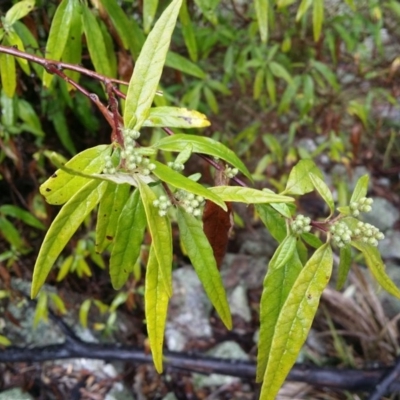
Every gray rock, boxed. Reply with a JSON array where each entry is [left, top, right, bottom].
[[0, 388, 34, 400], [379, 230, 400, 259], [166, 266, 213, 351], [229, 285, 251, 322], [193, 341, 249, 389], [364, 197, 399, 232]]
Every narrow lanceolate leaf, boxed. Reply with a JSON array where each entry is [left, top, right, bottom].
[[166, 51, 206, 78], [143, 0, 159, 33], [110, 189, 147, 289], [31, 180, 107, 298], [151, 161, 226, 211], [350, 174, 369, 204], [209, 186, 294, 204], [7, 30, 30, 74], [123, 0, 183, 130], [95, 183, 131, 253], [256, 250, 303, 382], [177, 208, 232, 329], [137, 177, 173, 296], [153, 134, 252, 181], [40, 145, 110, 205], [43, 0, 76, 87], [296, 0, 312, 21], [284, 159, 323, 195], [259, 243, 333, 399], [256, 204, 287, 243], [336, 245, 352, 290], [313, 0, 324, 41], [61, 1, 82, 86], [309, 172, 334, 218], [351, 241, 400, 299], [82, 5, 113, 77], [4, 0, 35, 26], [0, 205, 45, 230], [143, 107, 210, 128], [269, 61, 292, 84], [179, 0, 198, 62], [268, 234, 297, 270], [254, 0, 268, 43], [145, 246, 169, 373], [0, 43, 16, 98]]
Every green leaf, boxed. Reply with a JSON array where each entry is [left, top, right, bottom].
[[4, 0, 35, 27], [152, 134, 252, 181], [95, 183, 131, 253], [301, 232, 323, 249], [179, 0, 198, 62], [145, 245, 169, 373], [143, 106, 210, 128], [40, 145, 110, 205], [0, 335, 11, 346], [203, 86, 219, 114], [256, 249, 303, 381], [259, 243, 333, 398], [79, 299, 92, 328], [0, 41, 17, 98], [123, 0, 183, 130], [42, 0, 76, 87], [100, 0, 144, 57], [17, 99, 44, 137], [313, 0, 324, 41], [137, 177, 173, 296], [0, 205, 45, 230], [309, 172, 334, 218], [349, 174, 369, 204], [82, 5, 113, 77], [256, 204, 287, 243], [254, 0, 268, 43], [269, 61, 292, 84], [152, 161, 227, 211], [253, 68, 265, 100], [336, 245, 352, 290], [209, 186, 294, 205], [143, 0, 159, 33], [311, 60, 339, 91], [177, 208, 232, 329], [194, 0, 220, 24], [296, 0, 312, 21], [0, 216, 23, 249], [165, 52, 206, 79], [61, 1, 82, 87], [284, 159, 323, 195], [33, 291, 48, 327], [110, 189, 147, 289], [269, 234, 297, 270], [277, 76, 301, 114], [265, 69, 276, 105], [31, 180, 107, 298], [351, 241, 400, 299], [7, 30, 30, 75]]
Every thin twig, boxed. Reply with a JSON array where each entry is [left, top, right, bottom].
[[368, 356, 400, 400]]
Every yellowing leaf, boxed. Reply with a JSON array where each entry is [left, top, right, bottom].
[[124, 0, 183, 130], [143, 106, 210, 128], [313, 0, 324, 41], [0, 38, 16, 98], [137, 177, 173, 296], [40, 145, 110, 205], [259, 243, 333, 398], [4, 0, 35, 27], [31, 180, 107, 298], [145, 245, 169, 373]]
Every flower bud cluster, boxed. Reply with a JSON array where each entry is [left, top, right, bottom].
[[330, 221, 352, 248], [352, 221, 384, 246], [122, 128, 141, 141], [103, 155, 117, 174], [291, 215, 311, 234], [153, 195, 172, 217], [349, 197, 373, 217], [120, 145, 156, 176], [175, 190, 205, 217], [167, 161, 184, 172], [225, 166, 239, 179]]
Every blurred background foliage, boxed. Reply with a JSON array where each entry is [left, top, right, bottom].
[[1, 0, 400, 344]]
